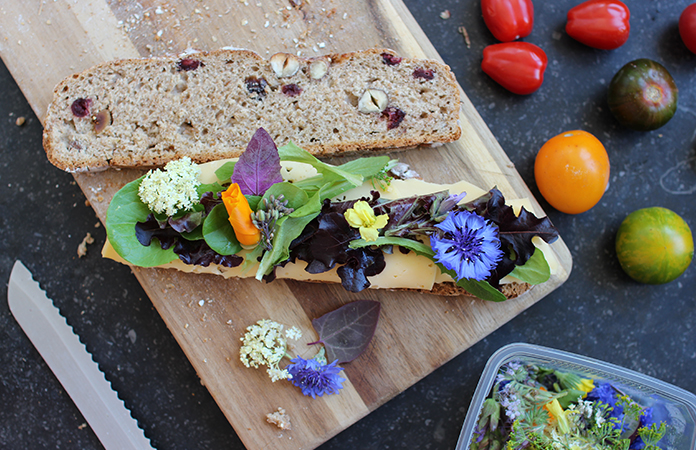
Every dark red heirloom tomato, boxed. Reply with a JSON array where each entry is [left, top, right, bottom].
[[481, 42, 547, 95], [566, 0, 630, 50], [680, 3, 696, 54], [481, 0, 534, 42], [608, 59, 678, 131]]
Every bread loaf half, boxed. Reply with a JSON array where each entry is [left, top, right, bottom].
[[43, 48, 462, 172]]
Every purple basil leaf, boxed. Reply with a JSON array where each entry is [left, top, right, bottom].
[[311, 300, 381, 364], [231, 127, 283, 196]]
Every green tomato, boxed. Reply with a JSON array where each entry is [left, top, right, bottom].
[[616, 207, 693, 284], [608, 59, 678, 131]]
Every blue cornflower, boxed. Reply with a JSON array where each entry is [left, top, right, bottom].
[[430, 210, 503, 281], [286, 356, 346, 398]]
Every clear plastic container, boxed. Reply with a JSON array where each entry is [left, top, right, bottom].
[[456, 342, 696, 450]]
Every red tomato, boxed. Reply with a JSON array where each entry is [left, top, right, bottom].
[[481, 0, 534, 42], [481, 42, 547, 95], [566, 0, 630, 50], [680, 4, 696, 54]]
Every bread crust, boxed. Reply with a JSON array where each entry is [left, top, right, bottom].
[[43, 48, 462, 172]]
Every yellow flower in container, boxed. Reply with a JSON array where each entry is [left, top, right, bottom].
[[221, 183, 261, 247], [544, 399, 571, 434], [576, 378, 595, 398], [344, 200, 389, 242]]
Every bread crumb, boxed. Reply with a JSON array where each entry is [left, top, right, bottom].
[[15, 116, 25, 126], [440, 10, 451, 19], [266, 407, 292, 430], [458, 26, 471, 48], [77, 233, 95, 258]]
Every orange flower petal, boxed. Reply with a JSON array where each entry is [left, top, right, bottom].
[[221, 183, 261, 247]]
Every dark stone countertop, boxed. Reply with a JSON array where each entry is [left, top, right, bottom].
[[1, 1, 695, 449]]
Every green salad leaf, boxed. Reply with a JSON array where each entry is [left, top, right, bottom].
[[437, 264, 508, 302], [202, 204, 242, 256], [214, 161, 236, 182], [255, 213, 319, 280], [261, 182, 308, 210], [507, 247, 551, 285], [349, 236, 435, 257], [278, 142, 364, 187], [105, 176, 178, 267]]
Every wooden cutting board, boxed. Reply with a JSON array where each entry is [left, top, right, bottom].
[[0, 1, 572, 449]]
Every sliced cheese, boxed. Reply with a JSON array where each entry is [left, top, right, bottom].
[[103, 158, 555, 291]]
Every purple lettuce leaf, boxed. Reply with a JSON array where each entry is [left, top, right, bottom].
[[463, 187, 559, 287], [288, 201, 386, 292], [168, 211, 203, 233], [199, 191, 223, 215], [304, 212, 360, 273], [231, 127, 283, 196], [311, 300, 381, 364], [173, 239, 243, 268], [336, 247, 386, 292], [135, 214, 180, 249], [135, 214, 242, 268]]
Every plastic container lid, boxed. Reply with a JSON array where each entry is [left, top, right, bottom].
[[456, 342, 696, 450]]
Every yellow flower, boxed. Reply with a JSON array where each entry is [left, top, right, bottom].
[[221, 183, 261, 247], [544, 399, 571, 434], [344, 200, 389, 242], [577, 378, 595, 398]]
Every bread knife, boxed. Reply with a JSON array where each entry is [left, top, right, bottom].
[[7, 260, 154, 450]]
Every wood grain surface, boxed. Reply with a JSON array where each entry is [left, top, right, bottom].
[[0, 1, 572, 449]]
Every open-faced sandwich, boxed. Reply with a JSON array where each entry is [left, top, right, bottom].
[[102, 128, 559, 302]]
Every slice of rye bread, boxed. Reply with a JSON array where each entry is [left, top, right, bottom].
[[43, 48, 462, 172]]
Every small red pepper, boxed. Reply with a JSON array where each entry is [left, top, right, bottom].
[[481, 0, 534, 42], [566, 0, 631, 50], [679, 3, 696, 54], [481, 42, 548, 95]]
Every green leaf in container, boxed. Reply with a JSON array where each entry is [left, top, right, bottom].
[[311, 300, 381, 364]]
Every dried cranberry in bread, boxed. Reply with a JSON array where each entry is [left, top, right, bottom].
[[43, 48, 462, 172]]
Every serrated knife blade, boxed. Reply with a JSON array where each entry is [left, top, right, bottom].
[[7, 260, 154, 450]]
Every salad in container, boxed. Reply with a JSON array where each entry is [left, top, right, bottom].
[[456, 343, 696, 450]]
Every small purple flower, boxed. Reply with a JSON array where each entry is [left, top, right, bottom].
[[430, 210, 503, 281], [286, 356, 345, 398]]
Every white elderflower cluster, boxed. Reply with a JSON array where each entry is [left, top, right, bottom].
[[285, 326, 302, 341], [138, 157, 201, 216], [239, 319, 301, 382]]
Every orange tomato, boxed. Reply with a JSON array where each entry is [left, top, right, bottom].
[[534, 130, 610, 214]]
